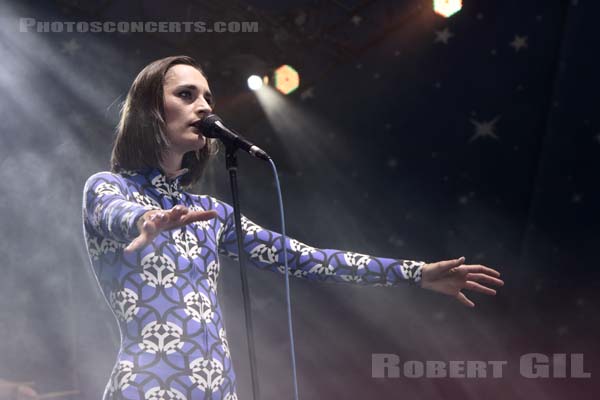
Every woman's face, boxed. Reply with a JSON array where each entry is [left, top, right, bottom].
[[162, 64, 214, 155]]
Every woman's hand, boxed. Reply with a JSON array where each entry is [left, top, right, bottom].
[[420, 257, 504, 307], [125, 205, 217, 253], [0, 380, 38, 400]]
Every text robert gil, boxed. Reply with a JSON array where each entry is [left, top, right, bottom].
[[372, 353, 591, 379]]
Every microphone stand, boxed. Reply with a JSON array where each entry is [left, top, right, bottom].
[[225, 145, 260, 400]]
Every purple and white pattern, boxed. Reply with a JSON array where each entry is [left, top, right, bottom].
[[83, 168, 424, 399]]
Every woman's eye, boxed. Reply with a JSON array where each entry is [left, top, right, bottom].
[[178, 90, 192, 99]]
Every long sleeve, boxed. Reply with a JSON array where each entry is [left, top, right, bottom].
[[82, 172, 151, 243], [82, 168, 423, 400], [214, 197, 424, 286]]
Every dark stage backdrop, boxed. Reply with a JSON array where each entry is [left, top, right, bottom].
[[0, 0, 598, 399]]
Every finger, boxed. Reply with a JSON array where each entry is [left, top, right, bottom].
[[125, 220, 157, 252], [149, 211, 171, 230], [466, 273, 504, 287], [169, 205, 188, 221], [435, 256, 466, 272], [463, 264, 501, 277], [125, 234, 146, 253], [456, 292, 475, 308], [464, 280, 497, 295], [143, 218, 160, 235], [148, 211, 164, 224], [183, 210, 218, 224]]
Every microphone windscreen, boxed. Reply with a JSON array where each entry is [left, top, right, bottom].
[[196, 113, 223, 138]]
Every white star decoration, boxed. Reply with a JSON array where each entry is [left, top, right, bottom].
[[300, 87, 315, 100], [61, 38, 80, 56], [388, 235, 404, 247], [469, 116, 500, 142], [295, 11, 307, 27], [557, 325, 569, 336], [351, 15, 362, 26], [458, 192, 475, 205], [434, 28, 454, 44], [510, 35, 528, 52]]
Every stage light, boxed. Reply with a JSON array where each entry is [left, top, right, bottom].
[[273, 65, 299, 95], [247, 75, 263, 91], [433, 0, 462, 18]]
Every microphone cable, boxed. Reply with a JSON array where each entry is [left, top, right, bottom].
[[267, 158, 300, 400]]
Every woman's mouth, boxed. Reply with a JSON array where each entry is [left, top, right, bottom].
[[190, 124, 202, 133]]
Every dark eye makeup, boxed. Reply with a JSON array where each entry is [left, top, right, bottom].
[[173, 85, 214, 107], [178, 90, 192, 99]]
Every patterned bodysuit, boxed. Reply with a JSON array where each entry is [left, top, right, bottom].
[[82, 167, 424, 400]]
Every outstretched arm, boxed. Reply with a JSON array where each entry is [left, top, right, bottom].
[[214, 198, 503, 303]]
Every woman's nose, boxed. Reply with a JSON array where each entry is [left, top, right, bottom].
[[195, 99, 212, 117]]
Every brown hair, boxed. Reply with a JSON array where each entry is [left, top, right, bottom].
[[110, 55, 217, 187]]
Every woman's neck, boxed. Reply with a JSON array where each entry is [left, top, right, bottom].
[[160, 150, 186, 179]]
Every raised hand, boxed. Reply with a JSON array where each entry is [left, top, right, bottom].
[[125, 205, 217, 253], [420, 257, 504, 307]]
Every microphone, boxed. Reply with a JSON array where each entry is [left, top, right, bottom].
[[194, 113, 270, 161]]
